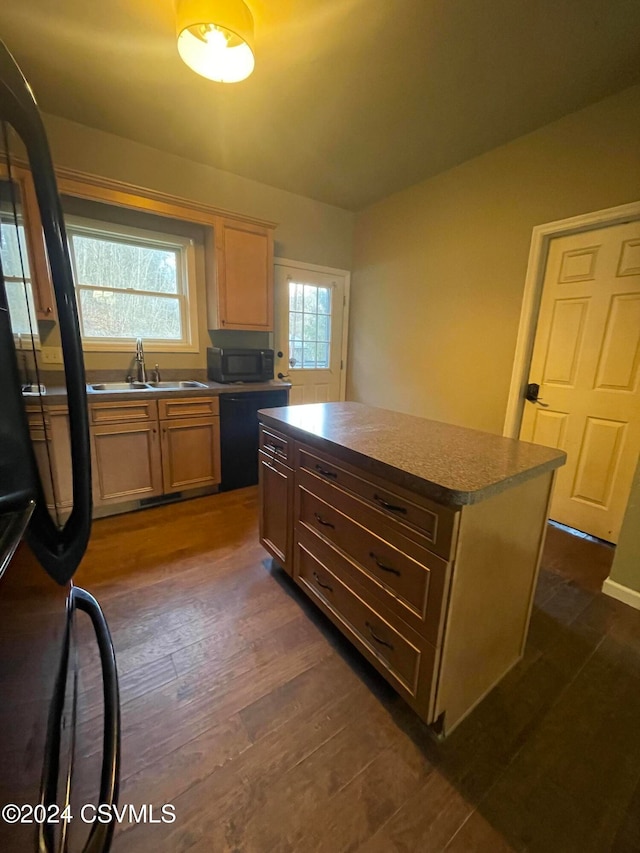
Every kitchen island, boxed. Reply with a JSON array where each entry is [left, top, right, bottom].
[[258, 402, 566, 736]]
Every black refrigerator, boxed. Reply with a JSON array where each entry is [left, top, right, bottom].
[[0, 43, 120, 852]]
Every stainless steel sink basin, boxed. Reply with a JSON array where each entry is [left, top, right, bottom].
[[88, 382, 150, 392], [87, 380, 208, 392], [146, 380, 208, 390]]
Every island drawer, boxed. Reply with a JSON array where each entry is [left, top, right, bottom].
[[297, 467, 449, 568], [158, 396, 219, 420], [297, 478, 448, 628], [90, 399, 158, 425], [259, 425, 291, 464], [295, 540, 431, 698], [296, 525, 448, 646], [297, 445, 456, 559]]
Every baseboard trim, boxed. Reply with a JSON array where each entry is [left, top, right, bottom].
[[602, 578, 640, 611]]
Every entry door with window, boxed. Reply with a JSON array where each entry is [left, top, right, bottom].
[[275, 263, 348, 405], [520, 220, 640, 543]]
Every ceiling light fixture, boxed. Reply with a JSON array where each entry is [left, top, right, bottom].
[[176, 0, 255, 83]]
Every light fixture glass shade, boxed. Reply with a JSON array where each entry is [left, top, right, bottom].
[[176, 0, 255, 83]]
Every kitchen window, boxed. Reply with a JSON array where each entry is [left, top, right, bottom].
[[66, 218, 198, 352], [0, 211, 38, 339]]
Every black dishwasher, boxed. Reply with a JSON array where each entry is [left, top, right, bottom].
[[219, 389, 289, 490]]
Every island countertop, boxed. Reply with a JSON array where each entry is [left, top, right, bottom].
[[258, 401, 566, 506]]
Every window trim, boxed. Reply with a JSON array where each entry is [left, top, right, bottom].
[[65, 216, 200, 353]]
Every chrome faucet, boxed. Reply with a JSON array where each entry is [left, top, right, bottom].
[[135, 337, 146, 383]]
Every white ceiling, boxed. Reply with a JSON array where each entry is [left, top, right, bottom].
[[1, 0, 639, 210]]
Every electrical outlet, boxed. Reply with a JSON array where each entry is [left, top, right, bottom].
[[41, 347, 63, 365]]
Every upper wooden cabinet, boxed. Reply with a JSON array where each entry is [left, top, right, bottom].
[[208, 217, 274, 331], [0, 164, 57, 321]]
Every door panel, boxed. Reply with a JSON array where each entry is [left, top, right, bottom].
[[275, 263, 348, 404], [161, 416, 221, 492], [520, 220, 640, 542], [92, 422, 162, 503]]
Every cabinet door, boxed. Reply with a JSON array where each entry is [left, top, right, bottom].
[[28, 407, 72, 515], [258, 450, 293, 573], [0, 164, 56, 321], [160, 416, 221, 493], [92, 421, 162, 505], [48, 408, 73, 508], [213, 218, 274, 330]]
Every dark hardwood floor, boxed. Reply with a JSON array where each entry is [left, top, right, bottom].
[[71, 488, 640, 853]]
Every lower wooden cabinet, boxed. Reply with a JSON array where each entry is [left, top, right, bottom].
[[161, 416, 221, 493], [92, 421, 163, 505], [27, 405, 73, 517], [258, 448, 293, 574], [89, 396, 221, 511]]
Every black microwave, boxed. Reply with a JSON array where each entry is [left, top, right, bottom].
[[207, 347, 274, 383]]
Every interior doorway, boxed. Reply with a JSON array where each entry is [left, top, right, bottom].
[[505, 202, 640, 544]]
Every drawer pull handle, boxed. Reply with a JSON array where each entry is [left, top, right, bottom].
[[373, 494, 407, 514], [314, 512, 335, 529], [313, 572, 333, 592], [265, 443, 284, 454], [315, 464, 337, 479], [365, 622, 394, 651], [369, 552, 400, 576]]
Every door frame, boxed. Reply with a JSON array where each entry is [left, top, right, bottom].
[[503, 200, 640, 439], [274, 257, 351, 401]]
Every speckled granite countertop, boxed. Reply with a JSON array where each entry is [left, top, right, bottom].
[[258, 401, 566, 507], [26, 379, 290, 406]]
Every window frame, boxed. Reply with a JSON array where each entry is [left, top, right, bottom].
[[0, 211, 41, 345], [65, 216, 199, 353]]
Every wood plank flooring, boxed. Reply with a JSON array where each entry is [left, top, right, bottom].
[[72, 488, 640, 853]]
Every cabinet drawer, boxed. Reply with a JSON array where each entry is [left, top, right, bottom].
[[259, 425, 290, 463], [298, 446, 456, 559], [90, 400, 158, 425], [297, 525, 448, 646], [158, 396, 219, 420], [296, 541, 429, 697], [298, 471, 448, 610]]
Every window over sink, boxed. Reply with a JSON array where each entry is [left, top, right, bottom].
[[66, 217, 199, 352]]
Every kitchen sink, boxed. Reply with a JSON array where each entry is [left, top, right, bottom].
[[88, 382, 150, 392], [145, 380, 208, 390], [87, 380, 208, 392]]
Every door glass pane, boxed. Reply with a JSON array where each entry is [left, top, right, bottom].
[[288, 281, 332, 370]]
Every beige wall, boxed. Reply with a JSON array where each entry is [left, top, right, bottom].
[[347, 84, 640, 434], [609, 460, 640, 594], [39, 113, 353, 374]]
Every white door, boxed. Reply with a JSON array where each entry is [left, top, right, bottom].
[[274, 262, 348, 405], [520, 220, 640, 543]]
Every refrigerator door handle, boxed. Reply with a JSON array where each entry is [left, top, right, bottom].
[[38, 593, 73, 853], [38, 587, 121, 853], [72, 586, 121, 853]]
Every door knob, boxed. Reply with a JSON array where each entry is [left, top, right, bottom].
[[277, 372, 290, 380], [525, 382, 549, 407]]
